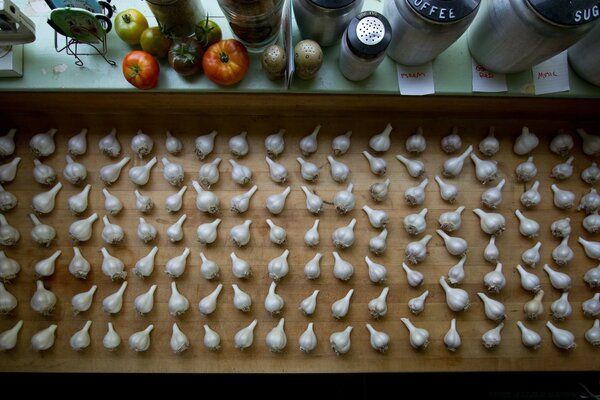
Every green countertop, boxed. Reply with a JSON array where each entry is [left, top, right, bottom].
[[2, 0, 600, 97]]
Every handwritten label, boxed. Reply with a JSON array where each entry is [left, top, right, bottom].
[[396, 63, 435, 96], [532, 51, 570, 95], [471, 58, 507, 93]]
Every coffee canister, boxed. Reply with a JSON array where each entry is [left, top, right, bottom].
[[383, 0, 480, 66], [293, 0, 365, 47], [468, 0, 600, 74], [569, 20, 600, 87]]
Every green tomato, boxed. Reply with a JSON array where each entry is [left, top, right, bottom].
[[114, 8, 148, 45], [195, 17, 222, 49], [140, 27, 172, 58]]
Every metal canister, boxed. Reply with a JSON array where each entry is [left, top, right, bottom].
[[383, 0, 480, 66], [569, 20, 600, 87], [292, 0, 365, 47], [468, 0, 600, 74]]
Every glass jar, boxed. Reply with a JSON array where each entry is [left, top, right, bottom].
[[146, 0, 206, 38]]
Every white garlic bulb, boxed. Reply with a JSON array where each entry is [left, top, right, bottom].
[[196, 218, 221, 245], [406, 126, 426, 153], [99, 156, 130, 185], [102, 188, 122, 215], [552, 235, 574, 266], [368, 287, 389, 318], [304, 219, 320, 247], [444, 319, 461, 351], [405, 178, 428, 205], [470, 153, 498, 183], [437, 229, 468, 257], [0, 251, 19, 281], [264, 281, 284, 315], [29, 213, 56, 247], [483, 235, 499, 264], [332, 218, 356, 249], [229, 131, 249, 157], [549, 130, 573, 156], [63, 155, 87, 185], [304, 253, 322, 280], [170, 323, 190, 354], [32, 159, 56, 186], [400, 318, 429, 350], [234, 320, 257, 350], [128, 156, 157, 186], [168, 281, 189, 316], [396, 154, 425, 178], [102, 215, 124, 244], [484, 262, 506, 293], [438, 206, 465, 232], [362, 205, 389, 228], [441, 127, 462, 153], [230, 219, 252, 247], [0, 128, 16, 158], [516, 264, 541, 292], [551, 217, 572, 239], [442, 145, 472, 177], [32, 182, 62, 214], [299, 125, 320, 156], [192, 180, 220, 214], [137, 217, 157, 243], [0, 281, 17, 314], [131, 130, 154, 158], [198, 157, 222, 188], [582, 293, 600, 318], [363, 150, 387, 176], [195, 131, 217, 159], [481, 179, 505, 208], [203, 324, 221, 351], [165, 186, 187, 213], [164, 247, 190, 278], [551, 184, 575, 209], [34, 250, 61, 277], [401, 262, 424, 287], [102, 281, 127, 314], [0, 157, 20, 184], [515, 209, 540, 238], [584, 264, 600, 288], [299, 323, 318, 353], [31, 324, 57, 351], [29, 128, 56, 157], [229, 159, 253, 185], [267, 249, 290, 280], [582, 162, 600, 184], [30, 280, 57, 315], [365, 256, 387, 283], [128, 325, 154, 352], [232, 284, 252, 312], [71, 285, 97, 314], [98, 128, 120, 157], [513, 126, 539, 155], [332, 130, 352, 156], [520, 181, 541, 208], [0, 214, 18, 246], [330, 326, 353, 355], [370, 178, 390, 202], [524, 290, 544, 320], [578, 128, 600, 156], [68, 184, 91, 215], [231, 185, 258, 213], [405, 235, 432, 264], [550, 291, 572, 321], [447, 256, 467, 285], [70, 320, 92, 351], [435, 176, 458, 203], [231, 252, 252, 279], [369, 229, 388, 255], [543, 264, 572, 290], [0, 320, 23, 351], [551, 156, 574, 180], [472, 208, 505, 236], [265, 156, 288, 183], [479, 126, 500, 156], [585, 320, 600, 346], [366, 324, 390, 353], [166, 214, 187, 242], [265, 318, 287, 353], [546, 321, 576, 350], [333, 183, 355, 214], [101, 247, 126, 280], [327, 155, 350, 182], [521, 241, 541, 267], [301, 185, 323, 214], [579, 188, 600, 214], [198, 283, 223, 315], [265, 129, 285, 158], [162, 157, 184, 186], [369, 123, 392, 152], [134, 284, 157, 315], [68, 247, 90, 279], [133, 246, 158, 278], [297, 156, 320, 182], [439, 276, 470, 312], [482, 322, 504, 349], [266, 186, 290, 215], [165, 131, 183, 154], [200, 252, 219, 280], [299, 289, 319, 315], [0, 184, 17, 212], [408, 290, 429, 315], [404, 208, 428, 235], [477, 292, 506, 321]]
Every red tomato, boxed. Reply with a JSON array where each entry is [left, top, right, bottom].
[[202, 39, 250, 86], [122, 50, 160, 90]]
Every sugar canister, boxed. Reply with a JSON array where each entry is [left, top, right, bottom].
[[293, 0, 365, 47], [569, 20, 600, 87], [338, 11, 391, 81], [383, 0, 480, 66], [468, 0, 600, 74]]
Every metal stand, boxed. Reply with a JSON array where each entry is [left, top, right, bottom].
[[54, 31, 116, 67]]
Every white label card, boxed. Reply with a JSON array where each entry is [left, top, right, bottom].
[[396, 63, 435, 96], [471, 58, 507, 92], [532, 51, 570, 95]]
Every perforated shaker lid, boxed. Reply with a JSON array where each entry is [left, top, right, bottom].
[[310, 0, 357, 8], [346, 11, 392, 59], [405, 0, 480, 22], [527, 0, 600, 26]]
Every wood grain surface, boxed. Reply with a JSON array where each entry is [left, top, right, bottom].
[[0, 109, 598, 373]]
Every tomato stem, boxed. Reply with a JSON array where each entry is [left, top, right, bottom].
[[129, 64, 141, 78], [219, 51, 229, 64], [122, 13, 131, 24]]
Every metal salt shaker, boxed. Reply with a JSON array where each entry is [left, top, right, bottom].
[[569, 20, 600, 87]]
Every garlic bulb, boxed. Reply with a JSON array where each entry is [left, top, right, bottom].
[[484, 262, 506, 293], [230, 219, 252, 247], [546, 321, 576, 350], [32, 182, 62, 214], [327, 155, 350, 182], [444, 319, 461, 351], [299, 323, 318, 353], [405, 178, 428, 205], [297, 157, 320, 181], [102, 188, 122, 215], [229, 159, 253, 185], [0, 281, 17, 313], [68, 184, 91, 215], [101, 247, 126, 280], [134, 284, 157, 315], [438, 206, 465, 232], [0, 320, 22, 351], [439, 276, 470, 311], [30, 128, 56, 157], [0, 157, 20, 184], [266, 186, 291, 214], [365, 256, 387, 283], [368, 287, 389, 318], [550, 291, 572, 320], [585, 320, 600, 346], [265, 318, 287, 352], [577, 128, 600, 156], [447, 256, 467, 285], [515, 156, 537, 182], [299, 289, 319, 315], [582, 162, 600, 184], [198, 283, 223, 315], [128, 156, 157, 186], [34, 250, 61, 277], [0, 128, 16, 158], [0, 251, 19, 281], [304, 253, 322, 280], [524, 290, 544, 320], [441, 127, 462, 153], [405, 234, 432, 264], [515, 209, 540, 238], [470, 153, 498, 183], [579, 237, 600, 261], [162, 157, 184, 186], [481, 322, 504, 349], [193, 180, 220, 214], [549, 130, 573, 156], [483, 236, 500, 264], [63, 155, 87, 185], [521, 241, 541, 267], [370, 178, 390, 202], [165, 186, 186, 213], [29, 214, 56, 247], [332, 130, 352, 156], [71, 285, 97, 314], [265, 129, 285, 158], [102, 215, 124, 244], [520, 181, 541, 208], [332, 218, 356, 249], [400, 318, 429, 350], [200, 252, 220, 280], [333, 251, 354, 281], [268, 249, 290, 280], [196, 218, 221, 244], [584, 264, 600, 288], [363, 150, 387, 176], [299, 125, 320, 156], [479, 126, 500, 156], [513, 126, 539, 155], [164, 247, 190, 278], [369, 123, 392, 152], [68, 247, 90, 279], [401, 262, 424, 287], [231, 252, 251, 279], [265, 156, 288, 183], [333, 183, 355, 214], [0, 184, 17, 212], [203, 324, 221, 351], [369, 229, 388, 255], [543, 264, 572, 290], [481, 179, 505, 208], [301, 185, 323, 214], [133, 246, 158, 278], [231, 185, 258, 213], [478, 292, 506, 321], [551, 156, 574, 180], [516, 264, 541, 292], [583, 293, 600, 317], [435, 176, 458, 203], [551, 184, 575, 209], [129, 325, 154, 352], [442, 145, 472, 177], [396, 154, 425, 178], [437, 229, 468, 257], [304, 219, 320, 247], [102, 281, 127, 314], [232, 284, 252, 312], [579, 188, 600, 214], [32, 159, 56, 186], [170, 323, 190, 354], [99, 156, 130, 185], [103, 323, 122, 352], [70, 320, 92, 351], [98, 128, 121, 157], [0, 214, 18, 246], [137, 217, 157, 243], [131, 130, 154, 158], [264, 281, 284, 315], [472, 208, 505, 236], [408, 290, 429, 315], [366, 324, 390, 353], [199, 157, 222, 188], [165, 131, 183, 154], [234, 320, 257, 350], [30, 280, 57, 315], [404, 208, 428, 235], [229, 131, 249, 157], [195, 131, 218, 159], [362, 205, 389, 228], [552, 235, 574, 266], [330, 326, 353, 355], [31, 324, 57, 351], [406, 126, 426, 153]]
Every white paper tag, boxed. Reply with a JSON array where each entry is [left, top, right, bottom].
[[532, 51, 570, 95], [471, 58, 507, 92], [396, 63, 435, 96]]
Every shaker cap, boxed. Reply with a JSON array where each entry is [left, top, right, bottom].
[[346, 11, 392, 59], [527, 0, 600, 26], [311, 0, 357, 8], [405, 0, 480, 22]]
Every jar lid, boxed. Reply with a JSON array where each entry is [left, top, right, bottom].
[[310, 0, 357, 8], [405, 0, 480, 22], [527, 0, 600, 26], [346, 11, 391, 59]]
